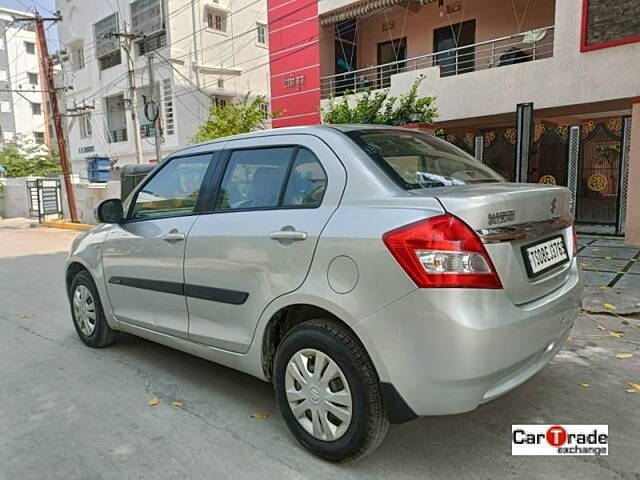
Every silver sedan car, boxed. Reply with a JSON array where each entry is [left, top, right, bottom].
[[66, 125, 581, 462]]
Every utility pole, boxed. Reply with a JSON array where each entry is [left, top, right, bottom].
[[146, 53, 162, 162], [30, 14, 79, 223], [112, 27, 144, 164]]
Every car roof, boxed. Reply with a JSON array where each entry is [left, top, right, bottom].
[[173, 124, 413, 153]]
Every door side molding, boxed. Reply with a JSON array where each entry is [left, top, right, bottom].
[[184, 284, 249, 305], [108, 276, 249, 305]]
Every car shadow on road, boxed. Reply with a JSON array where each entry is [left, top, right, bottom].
[[2, 248, 634, 478], [97, 331, 625, 479]]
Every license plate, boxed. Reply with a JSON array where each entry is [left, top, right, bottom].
[[522, 235, 569, 278]]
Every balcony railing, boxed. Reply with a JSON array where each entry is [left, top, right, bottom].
[[107, 128, 128, 143], [321, 26, 554, 98]]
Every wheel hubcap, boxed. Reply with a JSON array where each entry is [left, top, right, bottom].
[[73, 285, 97, 336], [284, 348, 353, 441]]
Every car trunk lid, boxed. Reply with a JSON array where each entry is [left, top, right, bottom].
[[412, 183, 575, 304]]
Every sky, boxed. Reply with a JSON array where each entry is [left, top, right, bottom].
[[1, 0, 59, 43], [1, 0, 56, 15]]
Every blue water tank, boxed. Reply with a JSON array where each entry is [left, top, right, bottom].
[[86, 156, 111, 183]]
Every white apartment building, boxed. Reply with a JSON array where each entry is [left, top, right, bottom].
[[55, 0, 270, 176], [0, 8, 49, 148]]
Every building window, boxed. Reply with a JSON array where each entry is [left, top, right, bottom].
[[207, 10, 227, 32], [256, 23, 267, 45], [259, 102, 269, 119], [136, 31, 167, 56], [24, 41, 35, 54], [31, 102, 42, 115], [0, 69, 7, 82], [0, 100, 11, 112], [131, 0, 166, 55], [99, 51, 122, 71], [212, 96, 227, 108], [34, 132, 45, 144], [162, 78, 175, 136], [105, 94, 128, 143], [131, 0, 165, 34], [217, 78, 224, 89], [71, 45, 85, 71], [94, 14, 121, 71], [80, 114, 92, 138], [28, 72, 39, 85]]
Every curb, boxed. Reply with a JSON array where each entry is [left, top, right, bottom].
[[43, 220, 94, 231]]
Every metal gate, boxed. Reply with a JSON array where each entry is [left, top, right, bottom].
[[26, 178, 63, 223], [575, 121, 623, 234]]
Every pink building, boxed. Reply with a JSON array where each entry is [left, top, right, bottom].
[[267, 0, 640, 243]]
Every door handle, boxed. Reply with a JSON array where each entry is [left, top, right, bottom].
[[162, 232, 185, 242], [270, 230, 307, 241]]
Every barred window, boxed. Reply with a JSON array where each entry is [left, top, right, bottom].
[[131, 0, 164, 37], [162, 78, 175, 136], [256, 23, 267, 45]]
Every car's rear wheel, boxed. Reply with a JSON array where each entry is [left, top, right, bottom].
[[70, 270, 116, 348], [274, 319, 388, 462]]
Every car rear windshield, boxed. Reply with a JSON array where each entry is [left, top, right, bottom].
[[345, 129, 504, 190]]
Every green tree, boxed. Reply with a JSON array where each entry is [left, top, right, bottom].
[[193, 94, 271, 142], [0, 135, 60, 178], [322, 75, 438, 125]]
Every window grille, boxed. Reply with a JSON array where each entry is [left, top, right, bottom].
[[163, 78, 175, 135], [94, 14, 120, 58], [131, 0, 165, 37]]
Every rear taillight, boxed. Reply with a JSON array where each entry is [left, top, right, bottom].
[[572, 225, 578, 256], [382, 214, 502, 289]]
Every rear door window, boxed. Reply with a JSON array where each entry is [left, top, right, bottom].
[[215, 147, 328, 211], [216, 147, 295, 210], [282, 149, 327, 207], [346, 129, 504, 189]]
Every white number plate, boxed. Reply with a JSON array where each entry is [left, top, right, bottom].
[[523, 235, 569, 277]]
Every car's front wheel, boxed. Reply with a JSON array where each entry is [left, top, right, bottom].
[[70, 270, 116, 348], [274, 319, 388, 462]]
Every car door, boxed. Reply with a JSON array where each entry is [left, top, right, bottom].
[[184, 135, 347, 353], [102, 152, 217, 338]]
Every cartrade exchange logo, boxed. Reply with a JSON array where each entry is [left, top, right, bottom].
[[512, 425, 608, 456]]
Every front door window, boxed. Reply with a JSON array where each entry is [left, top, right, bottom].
[[130, 154, 212, 220]]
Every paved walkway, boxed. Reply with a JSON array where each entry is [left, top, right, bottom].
[[578, 235, 640, 288]]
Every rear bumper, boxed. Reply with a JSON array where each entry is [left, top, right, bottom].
[[353, 263, 582, 419]]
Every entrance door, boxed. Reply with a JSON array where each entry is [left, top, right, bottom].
[[377, 37, 406, 88], [575, 121, 623, 231], [529, 124, 568, 185], [434, 20, 476, 76], [482, 128, 516, 181]]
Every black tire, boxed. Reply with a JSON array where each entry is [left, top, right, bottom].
[[274, 319, 388, 462], [69, 270, 117, 348]]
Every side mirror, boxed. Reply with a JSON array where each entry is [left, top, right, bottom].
[[96, 198, 124, 224]]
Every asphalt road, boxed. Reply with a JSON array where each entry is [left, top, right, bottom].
[[1, 223, 639, 480]]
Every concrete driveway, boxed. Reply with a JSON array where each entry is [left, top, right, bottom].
[[0, 224, 639, 479]]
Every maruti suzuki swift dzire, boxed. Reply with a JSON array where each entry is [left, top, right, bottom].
[[66, 125, 581, 461]]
